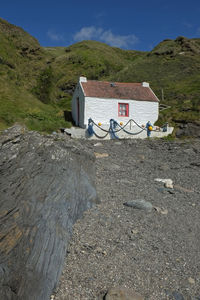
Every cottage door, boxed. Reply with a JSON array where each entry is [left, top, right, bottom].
[[76, 97, 80, 126]]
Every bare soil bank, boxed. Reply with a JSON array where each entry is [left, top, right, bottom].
[[54, 138, 200, 300]]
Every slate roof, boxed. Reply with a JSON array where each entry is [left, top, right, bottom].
[[81, 81, 159, 102]]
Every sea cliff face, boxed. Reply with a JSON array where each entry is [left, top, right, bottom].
[[0, 125, 98, 300]]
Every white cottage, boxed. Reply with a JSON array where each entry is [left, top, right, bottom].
[[72, 76, 159, 128]]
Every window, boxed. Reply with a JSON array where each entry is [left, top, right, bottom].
[[118, 103, 129, 117]]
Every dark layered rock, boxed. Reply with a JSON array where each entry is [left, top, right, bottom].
[[176, 122, 200, 138], [0, 125, 98, 300]]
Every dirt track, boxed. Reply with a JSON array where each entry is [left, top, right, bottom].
[[54, 138, 200, 300]]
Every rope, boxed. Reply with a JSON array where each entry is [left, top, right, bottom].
[[111, 119, 146, 136], [93, 129, 110, 139], [110, 119, 119, 139], [89, 119, 111, 133], [117, 124, 145, 135], [88, 118, 111, 138], [107, 119, 147, 133], [87, 118, 94, 136], [87, 118, 166, 139]]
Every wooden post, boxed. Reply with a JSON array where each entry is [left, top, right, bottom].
[[161, 89, 164, 102]]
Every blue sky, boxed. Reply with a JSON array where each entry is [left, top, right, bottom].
[[1, 0, 200, 51]]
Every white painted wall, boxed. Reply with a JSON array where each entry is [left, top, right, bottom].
[[84, 97, 158, 127], [72, 78, 159, 128], [71, 82, 85, 127]]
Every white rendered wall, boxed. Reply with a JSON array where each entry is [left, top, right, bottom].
[[84, 97, 158, 127], [71, 86, 78, 123], [71, 83, 85, 127]]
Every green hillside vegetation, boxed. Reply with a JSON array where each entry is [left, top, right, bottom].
[[0, 18, 69, 132], [0, 18, 199, 133]]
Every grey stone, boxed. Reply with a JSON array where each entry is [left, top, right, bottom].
[[165, 290, 185, 300], [157, 187, 175, 194], [115, 141, 122, 145], [94, 142, 103, 147], [159, 163, 170, 171], [109, 163, 121, 170], [172, 291, 185, 300], [104, 287, 144, 300], [123, 199, 153, 212], [0, 125, 98, 300], [155, 178, 173, 188]]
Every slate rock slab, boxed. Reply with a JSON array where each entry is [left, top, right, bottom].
[[123, 199, 153, 212], [0, 126, 98, 300]]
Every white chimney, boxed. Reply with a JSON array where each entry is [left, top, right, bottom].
[[79, 76, 87, 83], [142, 82, 149, 87]]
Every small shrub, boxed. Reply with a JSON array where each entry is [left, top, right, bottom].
[[33, 66, 53, 104]]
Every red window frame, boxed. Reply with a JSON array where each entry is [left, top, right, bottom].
[[118, 103, 129, 117]]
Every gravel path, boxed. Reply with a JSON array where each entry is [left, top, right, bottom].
[[54, 139, 200, 300]]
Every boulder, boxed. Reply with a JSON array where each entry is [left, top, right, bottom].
[[0, 125, 98, 300]]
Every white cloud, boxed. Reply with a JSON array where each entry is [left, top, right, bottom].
[[94, 12, 106, 19], [47, 30, 64, 42], [100, 30, 138, 48], [183, 22, 193, 29], [73, 26, 138, 49], [73, 26, 103, 41]]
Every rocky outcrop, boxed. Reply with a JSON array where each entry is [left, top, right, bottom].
[[175, 122, 200, 138], [0, 125, 98, 300], [149, 36, 200, 57]]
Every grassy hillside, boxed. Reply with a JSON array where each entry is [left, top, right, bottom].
[[113, 37, 200, 126], [43, 41, 145, 108], [0, 18, 69, 132], [0, 18, 199, 132]]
